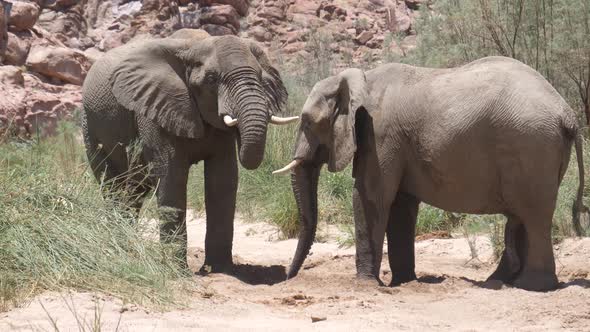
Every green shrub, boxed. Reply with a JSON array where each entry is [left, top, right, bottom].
[[0, 124, 191, 311]]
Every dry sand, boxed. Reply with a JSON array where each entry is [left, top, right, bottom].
[[2, 211, 589, 331]]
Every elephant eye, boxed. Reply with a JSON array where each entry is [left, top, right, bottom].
[[204, 71, 219, 84]]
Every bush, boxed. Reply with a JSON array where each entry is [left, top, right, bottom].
[[0, 123, 191, 311]]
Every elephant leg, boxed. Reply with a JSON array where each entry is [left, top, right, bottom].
[[487, 215, 523, 283], [155, 159, 190, 268], [387, 192, 420, 286], [512, 210, 557, 291], [353, 184, 389, 282], [85, 136, 153, 215], [202, 138, 238, 273]]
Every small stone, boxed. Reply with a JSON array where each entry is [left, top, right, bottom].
[[355, 30, 374, 45], [311, 316, 327, 323]]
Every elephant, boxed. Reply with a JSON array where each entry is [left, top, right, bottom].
[[275, 56, 587, 291], [82, 34, 297, 271]]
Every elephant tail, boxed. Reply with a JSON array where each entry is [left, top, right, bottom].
[[567, 115, 588, 236]]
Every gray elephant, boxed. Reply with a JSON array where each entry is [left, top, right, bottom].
[[82, 35, 297, 271], [275, 56, 586, 291]]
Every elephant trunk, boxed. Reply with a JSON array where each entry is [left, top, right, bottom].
[[222, 67, 269, 170], [287, 163, 320, 279]]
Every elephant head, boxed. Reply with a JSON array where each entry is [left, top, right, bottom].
[[111, 35, 295, 169], [273, 68, 368, 278]]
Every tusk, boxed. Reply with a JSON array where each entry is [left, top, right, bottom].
[[223, 115, 238, 127], [270, 115, 299, 125], [272, 159, 302, 175]]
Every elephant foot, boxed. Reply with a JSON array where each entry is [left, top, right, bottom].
[[355, 273, 382, 287], [200, 257, 234, 275], [390, 270, 417, 286], [487, 263, 518, 284], [512, 270, 558, 291]]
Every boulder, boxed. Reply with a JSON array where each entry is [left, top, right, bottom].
[[200, 5, 241, 31], [23, 72, 81, 136], [0, 65, 24, 85], [26, 44, 91, 85], [258, 1, 286, 21], [248, 24, 271, 42], [388, 1, 411, 33], [4, 31, 30, 65], [141, 0, 170, 12], [8, 1, 40, 32], [289, 0, 317, 16], [366, 34, 384, 49], [0, 66, 27, 136], [37, 7, 87, 41], [42, 0, 82, 10], [201, 23, 235, 36], [0, 0, 10, 62], [210, 0, 249, 17], [355, 30, 373, 45]]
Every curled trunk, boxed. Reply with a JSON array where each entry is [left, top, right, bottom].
[[287, 164, 321, 279], [221, 67, 269, 169]]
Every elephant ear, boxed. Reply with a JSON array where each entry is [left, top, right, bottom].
[[112, 40, 204, 139], [329, 68, 368, 172], [247, 41, 288, 115]]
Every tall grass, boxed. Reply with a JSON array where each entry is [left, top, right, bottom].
[[0, 123, 192, 311]]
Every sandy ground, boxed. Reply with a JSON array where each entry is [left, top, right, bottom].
[[2, 212, 590, 331]]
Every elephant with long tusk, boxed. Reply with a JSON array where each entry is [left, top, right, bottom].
[[82, 32, 297, 272], [277, 57, 587, 291]]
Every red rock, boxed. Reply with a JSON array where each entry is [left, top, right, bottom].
[[201, 23, 235, 36], [5, 31, 30, 65], [8, 1, 40, 32], [355, 30, 373, 45], [211, 0, 249, 17], [288, 0, 317, 15], [200, 5, 241, 31], [258, 5, 285, 21], [42, 0, 82, 10], [0, 65, 24, 85], [0, 1, 9, 62], [249, 25, 272, 42], [37, 6, 87, 40], [26, 44, 91, 85]]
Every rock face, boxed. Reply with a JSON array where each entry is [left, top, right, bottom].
[[5, 31, 29, 65], [0, 0, 425, 138], [26, 44, 91, 85], [7, 1, 39, 32], [0, 1, 10, 62], [241, 0, 424, 68]]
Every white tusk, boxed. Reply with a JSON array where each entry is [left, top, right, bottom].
[[223, 115, 238, 127], [272, 159, 302, 175], [270, 115, 299, 125]]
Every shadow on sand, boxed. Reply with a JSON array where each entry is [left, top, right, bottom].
[[459, 276, 590, 291], [228, 264, 287, 285]]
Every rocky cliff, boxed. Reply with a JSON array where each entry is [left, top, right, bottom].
[[0, 0, 427, 138]]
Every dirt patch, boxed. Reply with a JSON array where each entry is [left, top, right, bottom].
[[1, 213, 589, 331]]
